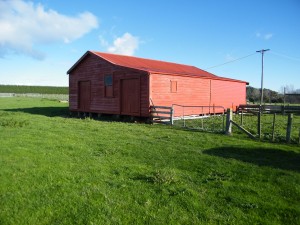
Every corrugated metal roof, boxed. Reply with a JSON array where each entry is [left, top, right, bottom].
[[91, 51, 217, 78], [67, 51, 248, 84]]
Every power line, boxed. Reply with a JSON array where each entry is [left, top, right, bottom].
[[270, 51, 300, 62], [205, 52, 257, 70]]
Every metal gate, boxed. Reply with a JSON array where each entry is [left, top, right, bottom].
[[172, 104, 226, 132]]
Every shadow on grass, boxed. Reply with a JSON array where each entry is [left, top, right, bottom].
[[3, 107, 148, 123], [203, 147, 300, 172], [4, 107, 69, 117]]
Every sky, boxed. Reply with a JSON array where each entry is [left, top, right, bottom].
[[0, 0, 299, 92]]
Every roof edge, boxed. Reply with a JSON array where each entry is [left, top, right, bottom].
[[67, 51, 249, 85], [66, 51, 90, 74], [149, 71, 249, 84], [89, 51, 118, 66], [67, 50, 151, 75]]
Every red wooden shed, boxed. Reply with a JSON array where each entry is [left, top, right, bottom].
[[67, 51, 248, 118]]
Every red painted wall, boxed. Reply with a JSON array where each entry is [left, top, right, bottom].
[[211, 79, 246, 111], [150, 74, 246, 117], [69, 53, 150, 117]]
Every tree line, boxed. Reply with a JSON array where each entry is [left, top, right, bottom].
[[247, 86, 300, 104]]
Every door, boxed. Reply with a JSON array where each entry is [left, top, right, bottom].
[[78, 81, 91, 111], [121, 78, 140, 116]]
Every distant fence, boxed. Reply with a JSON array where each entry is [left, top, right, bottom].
[[0, 93, 68, 101], [237, 104, 300, 114], [0, 93, 14, 97]]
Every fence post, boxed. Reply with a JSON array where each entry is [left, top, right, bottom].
[[225, 108, 232, 135], [222, 110, 225, 132], [272, 113, 276, 142], [170, 107, 174, 125], [183, 106, 186, 127], [258, 110, 262, 139], [286, 113, 293, 143], [240, 110, 243, 126], [201, 107, 204, 129]]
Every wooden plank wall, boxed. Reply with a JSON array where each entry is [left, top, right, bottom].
[[211, 79, 246, 110], [150, 74, 211, 116], [150, 74, 246, 117], [69, 53, 150, 117]]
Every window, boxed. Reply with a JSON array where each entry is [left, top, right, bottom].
[[104, 75, 113, 86], [170, 80, 177, 93], [104, 75, 113, 97]]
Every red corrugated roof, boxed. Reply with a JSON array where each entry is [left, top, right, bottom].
[[91, 51, 217, 78], [67, 51, 248, 84]]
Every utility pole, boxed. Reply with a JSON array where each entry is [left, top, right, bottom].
[[256, 49, 269, 140], [256, 49, 270, 106]]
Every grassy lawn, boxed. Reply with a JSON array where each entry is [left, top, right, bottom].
[[0, 97, 299, 224]]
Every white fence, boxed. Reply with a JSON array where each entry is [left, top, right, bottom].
[[0, 93, 68, 101]]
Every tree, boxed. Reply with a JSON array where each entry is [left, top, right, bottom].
[[247, 86, 261, 103], [247, 86, 283, 104]]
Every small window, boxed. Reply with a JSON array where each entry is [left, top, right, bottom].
[[104, 75, 113, 86], [170, 81, 177, 93], [104, 75, 113, 97]]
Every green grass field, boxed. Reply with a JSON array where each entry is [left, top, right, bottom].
[[0, 97, 300, 224]]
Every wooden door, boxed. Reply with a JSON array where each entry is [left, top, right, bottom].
[[121, 78, 140, 116], [78, 81, 91, 111]]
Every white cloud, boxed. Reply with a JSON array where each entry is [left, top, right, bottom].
[[255, 31, 273, 40], [106, 33, 139, 56], [264, 33, 273, 40], [0, 0, 98, 59], [99, 35, 109, 48]]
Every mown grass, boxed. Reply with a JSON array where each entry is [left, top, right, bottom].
[[0, 97, 300, 224]]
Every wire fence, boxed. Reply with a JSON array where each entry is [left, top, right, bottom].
[[0, 93, 68, 101], [168, 104, 300, 144], [232, 112, 300, 143], [172, 104, 226, 133]]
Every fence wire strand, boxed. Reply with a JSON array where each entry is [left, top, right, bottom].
[[172, 105, 226, 132], [233, 112, 300, 143], [172, 105, 300, 144]]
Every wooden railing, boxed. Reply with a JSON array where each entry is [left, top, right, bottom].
[[237, 104, 300, 114], [150, 106, 173, 125]]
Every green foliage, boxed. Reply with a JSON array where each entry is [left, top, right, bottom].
[[0, 84, 68, 94], [0, 97, 299, 224], [247, 86, 284, 104]]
